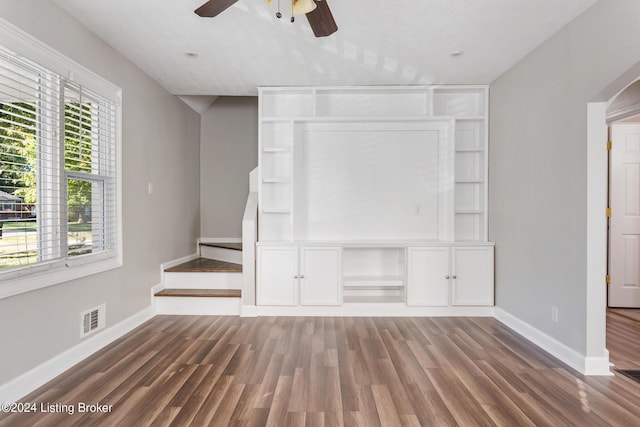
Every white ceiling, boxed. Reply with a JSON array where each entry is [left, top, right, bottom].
[[51, 0, 597, 96]]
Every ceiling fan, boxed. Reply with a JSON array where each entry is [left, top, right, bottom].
[[195, 0, 338, 37]]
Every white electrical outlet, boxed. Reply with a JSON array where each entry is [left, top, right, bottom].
[[415, 204, 423, 216], [147, 182, 153, 195], [551, 306, 559, 324]]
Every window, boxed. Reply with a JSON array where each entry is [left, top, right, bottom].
[[0, 36, 120, 293]]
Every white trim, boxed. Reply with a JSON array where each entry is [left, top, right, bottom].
[[160, 253, 198, 286], [585, 102, 609, 368], [494, 307, 613, 376], [198, 237, 242, 244], [607, 102, 640, 123], [0, 306, 155, 403], [0, 257, 122, 300], [241, 305, 259, 317], [155, 296, 241, 316], [585, 351, 613, 376], [255, 304, 494, 317], [151, 282, 165, 313], [0, 17, 120, 102], [0, 18, 124, 299]]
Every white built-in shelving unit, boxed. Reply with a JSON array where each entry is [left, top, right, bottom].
[[256, 86, 493, 313]]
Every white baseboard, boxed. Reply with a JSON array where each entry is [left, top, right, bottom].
[[585, 351, 613, 376], [198, 237, 242, 244], [0, 306, 155, 403], [241, 305, 258, 317], [255, 304, 495, 317], [494, 307, 612, 376]]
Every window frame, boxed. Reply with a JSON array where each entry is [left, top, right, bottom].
[[0, 18, 122, 299]]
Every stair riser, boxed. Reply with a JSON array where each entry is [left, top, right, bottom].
[[200, 246, 242, 264], [155, 296, 241, 315], [163, 272, 242, 289]]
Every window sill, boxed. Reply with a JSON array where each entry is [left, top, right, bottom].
[[0, 256, 122, 300]]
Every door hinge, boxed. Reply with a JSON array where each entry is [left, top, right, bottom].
[[606, 207, 612, 218], [606, 140, 612, 151], [606, 275, 611, 285]]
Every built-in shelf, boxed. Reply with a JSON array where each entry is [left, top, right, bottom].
[[259, 86, 489, 243]]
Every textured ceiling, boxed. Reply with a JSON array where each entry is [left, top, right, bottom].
[[51, 0, 597, 96]]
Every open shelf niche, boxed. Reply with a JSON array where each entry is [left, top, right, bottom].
[[342, 247, 406, 303]]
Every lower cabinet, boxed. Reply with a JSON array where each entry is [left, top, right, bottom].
[[257, 246, 342, 306], [407, 245, 494, 306], [256, 246, 298, 306], [451, 246, 494, 306], [406, 247, 450, 306], [257, 244, 493, 308]]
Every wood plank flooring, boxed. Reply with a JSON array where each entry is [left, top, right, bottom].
[[1, 313, 640, 426], [164, 258, 242, 273]]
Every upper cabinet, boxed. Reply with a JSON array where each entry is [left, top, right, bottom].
[[258, 86, 489, 243]]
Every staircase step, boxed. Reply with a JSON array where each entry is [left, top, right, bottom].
[[155, 288, 241, 298], [163, 258, 242, 289], [154, 288, 242, 316], [165, 257, 242, 273]]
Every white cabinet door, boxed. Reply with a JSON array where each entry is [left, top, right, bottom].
[[257, 247, 298, 305], [451, 247, 494, 306], [407, 247, 450, 306], [300, 247, 342, 306]]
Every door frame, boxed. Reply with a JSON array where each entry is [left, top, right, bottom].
[[606, 120, 640, 308], [586, 60, 640, 375]]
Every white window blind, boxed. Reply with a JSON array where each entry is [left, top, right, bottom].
[[63, 82, 117, 259], [0, 45, 118, 277]]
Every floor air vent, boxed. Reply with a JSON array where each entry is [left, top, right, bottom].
[[616, 369, 640, 384], [80, 304, 106, 338]]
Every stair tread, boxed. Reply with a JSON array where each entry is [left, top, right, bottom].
[[199, 242, 242, 251], [155, 288, 241, 298], [165, 257, 242, 273]]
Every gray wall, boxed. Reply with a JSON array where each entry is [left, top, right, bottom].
[[0, 1, 200, 384], [489, 0, 640, 354], [200, 96, 258, 238]]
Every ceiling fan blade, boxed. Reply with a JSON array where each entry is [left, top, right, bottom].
[[306, 0, 338, 37], [195, 0, 239, 18]]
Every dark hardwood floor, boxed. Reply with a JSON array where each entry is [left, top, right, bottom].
[[2, 313, 640, 426], [164, 258, 242, 273]]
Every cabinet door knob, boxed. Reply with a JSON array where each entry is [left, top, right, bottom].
[[299, 275, 305, 279], [445, 275, 450, 279], [452, 275, 457, 279], [293, 275, 299, 279]]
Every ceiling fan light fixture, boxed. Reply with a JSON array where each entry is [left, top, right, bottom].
[[292, 0, 317, 16]]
